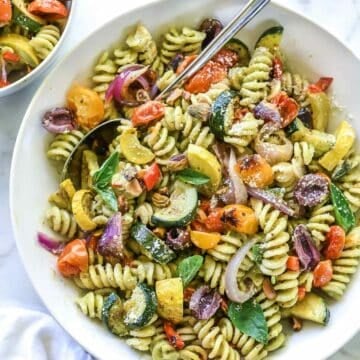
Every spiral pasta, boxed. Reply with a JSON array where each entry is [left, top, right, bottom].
[[88, 247, 105, 266], [29, 25, 60, 60], [198, 255, 226, 295], [274, 270, 300, 308], [160, 28, 185, 64], [46, 206, 77, 238], [306, 204, 335, 248], [135, 202, 153, 225], [181, 27, 205, 55], [251, 198, 289, 276], [113, 47, 138, 70], [157, 70, 176, 92], [47, 130, 85, 162], [281, 72, 309, 107], [229, 67, 247, 90], [190, 79, 231, 105], [76, 290, 112, 320], [240, 47, 273, 108], [322, 227, 360, 299], [91, 194, 114, 226], [179, 344, 208, 360]]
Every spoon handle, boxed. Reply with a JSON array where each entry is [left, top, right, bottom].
[[156, 0, 270, 101]]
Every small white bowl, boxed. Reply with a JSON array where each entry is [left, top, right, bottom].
[[0, 0, 76, 97], [10, 0, 360, 359]]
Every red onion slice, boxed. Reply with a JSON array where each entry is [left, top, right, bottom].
[[228, 148, 247, 204], [1, 57, 7, 84], [225, 238, 257, 303], [246, 186, 299, 218], [97, 212, 124, 259], [254, 101, 282, 125], [37, 232, 65, 255]]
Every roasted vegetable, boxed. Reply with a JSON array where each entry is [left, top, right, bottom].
[[255, 25, 284, 51], [221, 204, 258, 234], [190, 231, 221, 250], [72, 190, 97, 231], [308, 91, 331, 131], [102, 293, 128, 336]]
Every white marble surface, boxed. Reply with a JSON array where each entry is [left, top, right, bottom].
[[0, 0, 359, 359]]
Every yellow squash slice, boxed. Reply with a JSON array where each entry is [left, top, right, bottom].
[[81, 150, 99, 189], [72, 189, 97, 231]]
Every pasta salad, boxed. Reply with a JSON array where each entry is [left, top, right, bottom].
[[0, 0, 71, 87], [38, 18, 360, 360]]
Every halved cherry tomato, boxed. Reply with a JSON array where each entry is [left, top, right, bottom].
[[131, 100, 165, 127], [212, 48, 239, 69], [204, 208, 224, 232], [237, 154, 274, 188], [297, 286, 306, 301], [270, 91, 299, 127], [190, 230, 221, 250], [28, 0, 68, 19], [57, 239, 88, 277], [0, 0, 12, 24], [199, 199, 211, 213], [324, 225, 345, 260], [313, 260, 333, 288], [3, 51, 20, 63], [142, 162, 161, 191], [220, 204, 258, 235], [185, 60, 226, 94], [308, 77, 333, 94], [176, 55, 197, 75], [163, 321, 185, 350], [67, 84, 104, 130], [272, 57, 283, 80], [0, 79, 9, 88], [286, 256, 300, 272]]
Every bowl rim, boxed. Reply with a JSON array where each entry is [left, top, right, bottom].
[[9, 0, 360, 358], [0, 0, 77, 96]]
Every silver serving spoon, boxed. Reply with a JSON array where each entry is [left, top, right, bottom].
[[61, 0, 270, 182]]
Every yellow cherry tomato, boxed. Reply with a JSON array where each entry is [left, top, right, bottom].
[[221, 204, 258, 234], [190, 231, 221, 250], [67, 84, 104, 130]]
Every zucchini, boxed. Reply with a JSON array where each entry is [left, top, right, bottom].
[[124, 283, 157, 329], [289, 119, 335, 157], [130, 222, 176, 264], [255, 25, 284, 51], [151, 181, 198, 228], [155, 278, 183, 324], [319, 121, 355, 171], [225, 38, 250, 66], [102, 292, 128, 336], [12, 0, 46, 33], [0, 34, 39, 67], [210, 90, 238, 140], [308, 92, 331, 131], [286, 293, 330, 325]]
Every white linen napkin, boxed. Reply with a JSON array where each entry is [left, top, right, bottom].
[[0, 306, 93, 360]]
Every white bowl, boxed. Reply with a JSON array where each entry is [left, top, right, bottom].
[[0, 0, 76, 97], [10, 0, 360, 359]]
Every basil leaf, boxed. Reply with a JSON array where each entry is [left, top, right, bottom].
[[93, 152, 119, 189], [252, 244, 264, 264], [330, 183, 355, 232], [228, 300, 268, 344], [176, 255, 203, 286], [94, 187, 118, 212], [176, 169, 210, 185]]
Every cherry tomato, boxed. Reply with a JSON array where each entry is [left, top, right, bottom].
[[204, 208, 224, 232], [313, 260, 333, 288], [185, 60, 226, 94], [271, 91, 299, 127], [199, 199, 211, 213], [28, 0, 68, 19], [176, 55, 197, 75], [131, 100, 165, 127], [142, 162, 161, 191], [191, 220, 208, 232], [0, 79, 9, 88], [163, 321, 185, 350], [308, 77, 333, 94], [3, 51, 20, 63], [212, 48, 239, 69], [272, 57, 283, 80], [67, 84, 104, 130], [286, 256, 300, 271], [0, 0, 12, 24], [324, 225, 346, 260], [57, 239, 88, 277]]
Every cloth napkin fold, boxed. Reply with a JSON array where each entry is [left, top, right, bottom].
[[0, 306, 93, 360]]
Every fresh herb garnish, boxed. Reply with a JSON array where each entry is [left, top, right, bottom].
[[176, 169, 210, 186], [228, 300, 268, 344], [176, 255, 204, 286], [252, 244, 264, 264], [94, 187, 118, 212]]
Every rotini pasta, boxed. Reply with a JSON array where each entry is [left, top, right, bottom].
[[281, 72, 309, 107], [46, 206, 77, 238], [29, 25, 61, 60]]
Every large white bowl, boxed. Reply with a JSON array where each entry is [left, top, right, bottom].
[[0, 0, 76, 97], [10, 0, 360, 359]]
